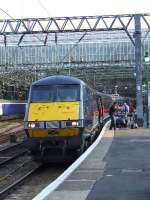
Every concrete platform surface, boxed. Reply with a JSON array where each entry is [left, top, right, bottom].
[[41, 127, 150, 200], [49, 127, 114, 200], [86, 128, 150, 200]]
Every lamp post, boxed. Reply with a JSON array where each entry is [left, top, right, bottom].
[[144, 52, 150, 128]]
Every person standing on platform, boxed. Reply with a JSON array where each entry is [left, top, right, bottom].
[[109, 101, 118, 130], [122, 102, 129, 127]]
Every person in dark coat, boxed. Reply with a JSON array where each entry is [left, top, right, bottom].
[[109, 101, 118, 130]]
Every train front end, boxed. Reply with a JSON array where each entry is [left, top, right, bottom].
[[24, 76, 83, 161]]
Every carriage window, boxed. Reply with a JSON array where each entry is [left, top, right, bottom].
[[30, 85, 80, 102]]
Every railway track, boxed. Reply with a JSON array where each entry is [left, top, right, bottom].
[[0, 124, 23, 135], [4, 163, 68, 200], [0, 144, 42, 199], [0, 116, 23, 122], [0, 144, 74, 200], [0, 160, 42, 199], [0, 129, 24, 144], [0, 120, 24, 144], [0, 143, 27, 165]]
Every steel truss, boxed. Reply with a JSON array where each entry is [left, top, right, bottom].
[[0, 13, 150, 46], [0, 13, 149, 123]]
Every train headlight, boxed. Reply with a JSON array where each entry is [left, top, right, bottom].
[[30, 123, 36, 128], [25, 121, 44, 129], [72, 121, 79, 126], [28, 122, 36, 128]]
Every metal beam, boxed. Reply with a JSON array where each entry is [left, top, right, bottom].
[[0, 14, 148, 35], [18, 34, 25, 46], [134, 14, 143, 126]]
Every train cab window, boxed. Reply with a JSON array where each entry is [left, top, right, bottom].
[[56, 85, 80, 101], [30, 85, 80, 102], [30, 86, 56, 102]]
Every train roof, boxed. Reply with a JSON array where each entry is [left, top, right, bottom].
[[32, 75, 86, 86]]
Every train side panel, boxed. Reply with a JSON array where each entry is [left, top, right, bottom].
[[82, 86, 100, 134], [0, 103, 26, 116]]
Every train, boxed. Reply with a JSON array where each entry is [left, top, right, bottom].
[[0, 102, 26, 118], [24, 75, 113, 162]]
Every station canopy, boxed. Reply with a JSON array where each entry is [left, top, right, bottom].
[[0, 14, 150, 100]]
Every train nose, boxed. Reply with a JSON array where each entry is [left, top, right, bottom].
[[27, 102, 80, 121]]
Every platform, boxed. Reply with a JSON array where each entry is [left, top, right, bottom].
[[86, 127, 150, 200], [34, 127, 150, 200]]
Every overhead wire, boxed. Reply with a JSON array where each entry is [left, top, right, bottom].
[[37, 0, 52, 17], [0, 6, 44, 47], [37, 0, 87, 74], [0, 7, 44, 89], [0, 7, 14, 19]]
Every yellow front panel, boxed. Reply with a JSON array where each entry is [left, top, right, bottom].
[[28, 129, 48, 137], [28, 102, 80, 121], [28, 128, 79, 137]]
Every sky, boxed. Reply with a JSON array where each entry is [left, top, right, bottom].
[[0, 0, 149, 19]]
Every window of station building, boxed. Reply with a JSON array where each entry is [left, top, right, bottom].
[[30, 85, 80, 102]]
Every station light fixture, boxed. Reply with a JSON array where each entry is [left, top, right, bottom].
[[144, 52, 150, 63]]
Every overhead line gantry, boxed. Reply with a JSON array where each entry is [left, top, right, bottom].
[[0, 13, 150, 125]]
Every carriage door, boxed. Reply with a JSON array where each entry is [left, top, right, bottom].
[[96, 95, 104, 125]]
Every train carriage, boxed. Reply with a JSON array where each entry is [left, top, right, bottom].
[[24, 75, 112, 162]]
